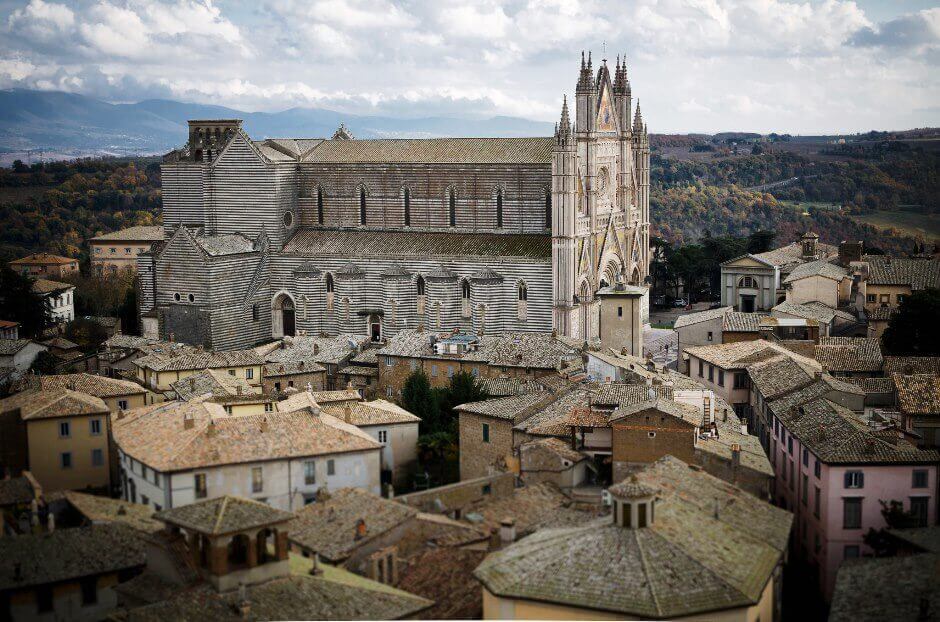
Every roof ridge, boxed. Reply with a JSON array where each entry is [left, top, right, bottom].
[[214, 496, 229, 534], [632, 529, 663, 616]]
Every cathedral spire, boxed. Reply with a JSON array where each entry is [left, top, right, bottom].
[[633, 101, 643, 132], [555, 96, 572, 145], [576, 51, 594, 93], [613, 55, 627, 94]]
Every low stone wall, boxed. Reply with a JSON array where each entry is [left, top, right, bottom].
[[397, 472, 515, 514]]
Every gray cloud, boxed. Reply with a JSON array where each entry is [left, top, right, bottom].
[[0, 0, 938, 133]]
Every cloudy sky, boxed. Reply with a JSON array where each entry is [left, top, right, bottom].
[[1, 0, 938, 133]]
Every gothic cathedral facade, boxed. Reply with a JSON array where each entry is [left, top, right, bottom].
[[141, 54, 649, 350]]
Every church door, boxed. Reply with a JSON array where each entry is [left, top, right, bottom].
[[283, 308, 295, 336]]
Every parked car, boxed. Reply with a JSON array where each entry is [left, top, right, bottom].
[[673, 298, 688, 308]]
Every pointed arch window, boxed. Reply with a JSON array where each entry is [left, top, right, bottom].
[[325, 273, 335, 311], [317, 187, 324, 225], [517, 281, 528, 320], [416, 275, 426, 314], [496, 188, 503, 228], [448, 188, 456, 227], [403, 187, 411, 227], [359, 188, 367, 225], [545, 190, 552, 229], [460, 279, 471, 318]]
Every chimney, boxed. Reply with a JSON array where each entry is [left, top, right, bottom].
[[500, 517, 516, 544], [713, 499, 721, 520], [206, 418, 217, 436], [309, 553, 323, 576], [47, 512, 55, 532], [189, 377, 195, 390], [260, 416, 268, 432], [183, 411, 195, 429], [343, 404, 352, 424], [299, 360, 305, 370], [731, 443, 741, 470], [722, 408, 728, 422], [355, 518, 367, 540], [740, 421, 748, 435]]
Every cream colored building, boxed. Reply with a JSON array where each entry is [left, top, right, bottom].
[[475, 455, 792, 621], [133, 349, 264, 392], [8, 252, 79, 278], [783, 259, 852, 308], [112, 398, 382, 511], [595, 282, 647, 357], [0, 387, 112, 493], [89, 225, 164, 274], [38, 373, 150, 411]]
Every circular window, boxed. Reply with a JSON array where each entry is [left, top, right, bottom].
[[174, 293, 181, 302], [283, 211, 294, 228], [188, 294, 195, 303]]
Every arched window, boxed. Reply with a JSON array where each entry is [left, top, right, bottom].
[[448, 188, 456, 227], [359, 188, 367, 225], [545, 190, 552, 228], [416, 275, 426, 315], [325, 273, 334, 293], [403, 187, 411, 227], [496, 188, 503, 228], [738, 276, 757, 289], [461, 279, 471, 318], [416, 275, 425, 296], [517, 281, 528, 321], [317, 187, 324, 225]]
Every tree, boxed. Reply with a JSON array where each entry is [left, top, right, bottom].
[[401, 369, 440, 434], [862, 500, 925, 557], [747, 230, 776, 254], [0, 266, 52, 338], [882, 288, 940, 355], [118, 287, 139, 336], [29, 350, 59, 375], [64, 318, 109, 352]]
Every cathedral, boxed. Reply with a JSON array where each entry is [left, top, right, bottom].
[[141, 53, 650, 350]]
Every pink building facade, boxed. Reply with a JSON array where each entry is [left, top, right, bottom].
[[767, 398, 938, 600]]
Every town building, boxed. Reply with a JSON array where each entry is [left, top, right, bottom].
[[288, 488, 485, 585], [595, 280, 647, 356], [31, 278, 75, 324], [772, 300, 855, 337], [39, 336, 82, 365], [111, 399, 382, 511], [108, 495, 433, 619], [89, 226, 165, 274], [0, 320, 20, 340], [893, 373, 940, 447], [168, 368, 257, 401], [814, 336, 883, 378], [674, 306, 774, 373], [260, 333, 368, 391], [319, 399, 420, 488], [719, 232, 837, 312], [8, 252, 79, 278], [132, 349, 264, 392], [0, 523, 146, 622], [142, 54, 651, 349], [0, 387, 112, 493], [37, 373, 150, 411], [0, 339, 47, 378], [862, 255, 940, 313], [765, 393, 939, 599], [474, 455, 793, 620], [782, 258, 853, 308], [376, 328, 581, 400]]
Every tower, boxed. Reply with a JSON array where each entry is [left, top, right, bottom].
[[552, 52, 650, 341]]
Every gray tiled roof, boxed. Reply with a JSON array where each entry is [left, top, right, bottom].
[[302, 137, 554, 164], [893, 374, 940, 415], [886, 527, 940, 553], [267, 334, 366, 366], [283, 228, 551, 259], [30, 278, 73, 294], [753, 240, 838, 271], [154, 496, 293, 536], [474, 456, 792, 618], [378, 329, 577, 369], [171, 369, 257, 400], [773, 397, 938, 464], [0, 387, 109, 420], [815, 337, 883, 372], [672, 306, 730, 329], [39, 373, 146, 398], [783, 258, 848, 283], [135, 349, 264, 372], [455, 391, 554, 421], [865, 255, 940, 289], [91, 226, 165, 242], [829, 553, 940, 622], [111, 568, 432, 621], [0, 475, 39, 506], [773, 300, 838, 324], [289, 488, 417, 562], [884, 356, 940, 376], [722, 311, 764, 332], [0, 523, 145, 590], [0, 339, 33, 355], [194, 233, 256, 256], [64, 491, 163, 534]]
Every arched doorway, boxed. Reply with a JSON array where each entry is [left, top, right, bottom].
[[368, 313, 382, 342], [272, 293, 296, 338]]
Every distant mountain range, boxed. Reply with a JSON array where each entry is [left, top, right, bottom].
[[0, 89, 555, 157]]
